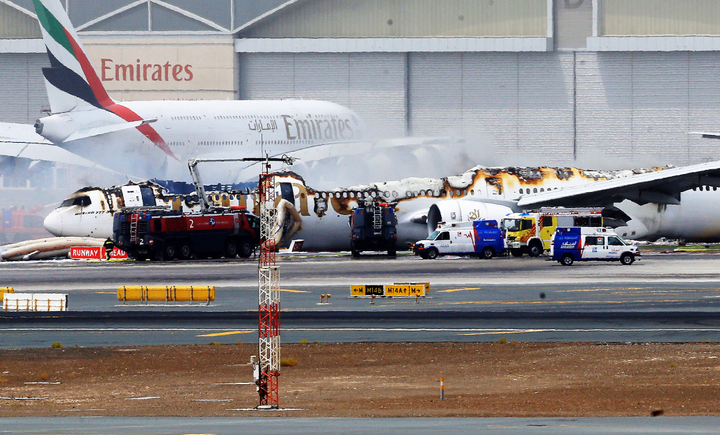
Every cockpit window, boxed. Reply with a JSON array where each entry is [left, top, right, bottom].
[[63, 196, 91, 207], [140, 188, 156, 207]]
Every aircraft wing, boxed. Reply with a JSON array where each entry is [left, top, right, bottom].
[[517, 160, 720, 208], [688, 131, 720, 140], [0, 122, 115, 170]]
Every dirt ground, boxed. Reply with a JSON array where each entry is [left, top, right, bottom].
[[1, 342, 719, 417]]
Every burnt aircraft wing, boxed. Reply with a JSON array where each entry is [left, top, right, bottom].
[[0, 122, 115, 170], [517, 160, 720, 208]]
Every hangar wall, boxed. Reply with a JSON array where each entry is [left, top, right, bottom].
[[237, 50, 720, 168], [0, 53, 48, 124]]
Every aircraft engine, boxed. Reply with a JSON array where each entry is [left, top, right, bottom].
[[426, 200, 513, 233]]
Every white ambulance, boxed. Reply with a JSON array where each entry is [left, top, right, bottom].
[[550, 227, 640, 266]]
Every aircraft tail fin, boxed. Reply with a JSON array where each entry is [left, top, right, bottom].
[[32, 0, 114, 113]]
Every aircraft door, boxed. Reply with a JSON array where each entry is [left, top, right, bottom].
[[279, 182, 295, 207]]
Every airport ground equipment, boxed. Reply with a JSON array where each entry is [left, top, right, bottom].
[[351, 282, 429, 297], [551, 227, 640, 266], [0, 287, 13, 298], [349, 198, 398, 257], [502, 207, 605, 257], [112, 206, 259, 261], [414, 220, 504, 259], [3, 293, 67, 311], [117, 286, 214, 304]]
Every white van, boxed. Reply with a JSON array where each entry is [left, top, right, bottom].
[[550, 227, 640, 266]]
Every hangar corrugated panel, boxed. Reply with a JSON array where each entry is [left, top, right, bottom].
[[0, 3, 41, 38], [242, 0, 546, 38], [408, 52, 574, 166], [239, 53, 406, 137], [575, 52, 720, 166], [0, 54, 49, 124], [603, 0, 720, 36]]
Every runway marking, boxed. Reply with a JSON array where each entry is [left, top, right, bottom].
[[460, 330, 546, 336], [198, 331, 253, 337], [437, 287, 483, 293], [279, 289, 310, 293]]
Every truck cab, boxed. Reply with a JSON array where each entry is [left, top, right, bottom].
[[550, 227, 640, 266]]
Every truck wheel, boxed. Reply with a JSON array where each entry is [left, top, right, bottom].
[[387, 250, 396, 257], [528, 242, 543, 257], [224, 241, 238, 258], [620, 253, 635, 265], [179, 243, 192, 260], [560, 253, 574, 266], [425, 248, 439, 260], [481, 246, 494, 259], [163, 244, 177, 260], [351, 250, 360, 258], [511, 249, 523, 257], [239, 241, 254, 258]]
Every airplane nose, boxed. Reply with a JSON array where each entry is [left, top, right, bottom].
[[43, 211, 63, 236]]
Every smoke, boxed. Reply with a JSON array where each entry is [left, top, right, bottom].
[[265, 131, 499, 190]]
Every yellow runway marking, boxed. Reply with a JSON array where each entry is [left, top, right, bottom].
[[437, 287, 483, 293], [198, 331, 253, 337], [279, 289, 310, 293], [460, 330, 545, 336]]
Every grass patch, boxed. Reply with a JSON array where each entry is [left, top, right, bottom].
[[280, 357, 298, 367], [51, 342, 63, 348]]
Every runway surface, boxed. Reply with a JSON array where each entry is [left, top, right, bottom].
[[2, 251, 720, 347], [0, 417, 719, 434]]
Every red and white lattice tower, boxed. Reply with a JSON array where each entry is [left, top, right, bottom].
[[257, 168, 280, 408]]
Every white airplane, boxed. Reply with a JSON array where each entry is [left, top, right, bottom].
[[0, 0, 368, 180], [42, 159, 720, 253]]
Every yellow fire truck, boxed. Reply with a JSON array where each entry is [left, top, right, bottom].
[[502, 207, 604, 257]]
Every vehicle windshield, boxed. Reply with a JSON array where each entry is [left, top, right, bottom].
[[427, 230, 440, 241], [503, 219, 521, 232]]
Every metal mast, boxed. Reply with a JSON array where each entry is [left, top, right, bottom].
[[257, 158, 280, 408]]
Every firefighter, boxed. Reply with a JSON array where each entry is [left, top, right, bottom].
[[103, 238, 114, 260]]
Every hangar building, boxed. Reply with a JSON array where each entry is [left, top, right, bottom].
[[2, 0, 720, 186]]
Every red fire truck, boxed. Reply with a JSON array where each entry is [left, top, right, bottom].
[[112, 206, 259, 261]]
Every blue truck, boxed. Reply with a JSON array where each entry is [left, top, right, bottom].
[[414, 220, 504, 259]]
